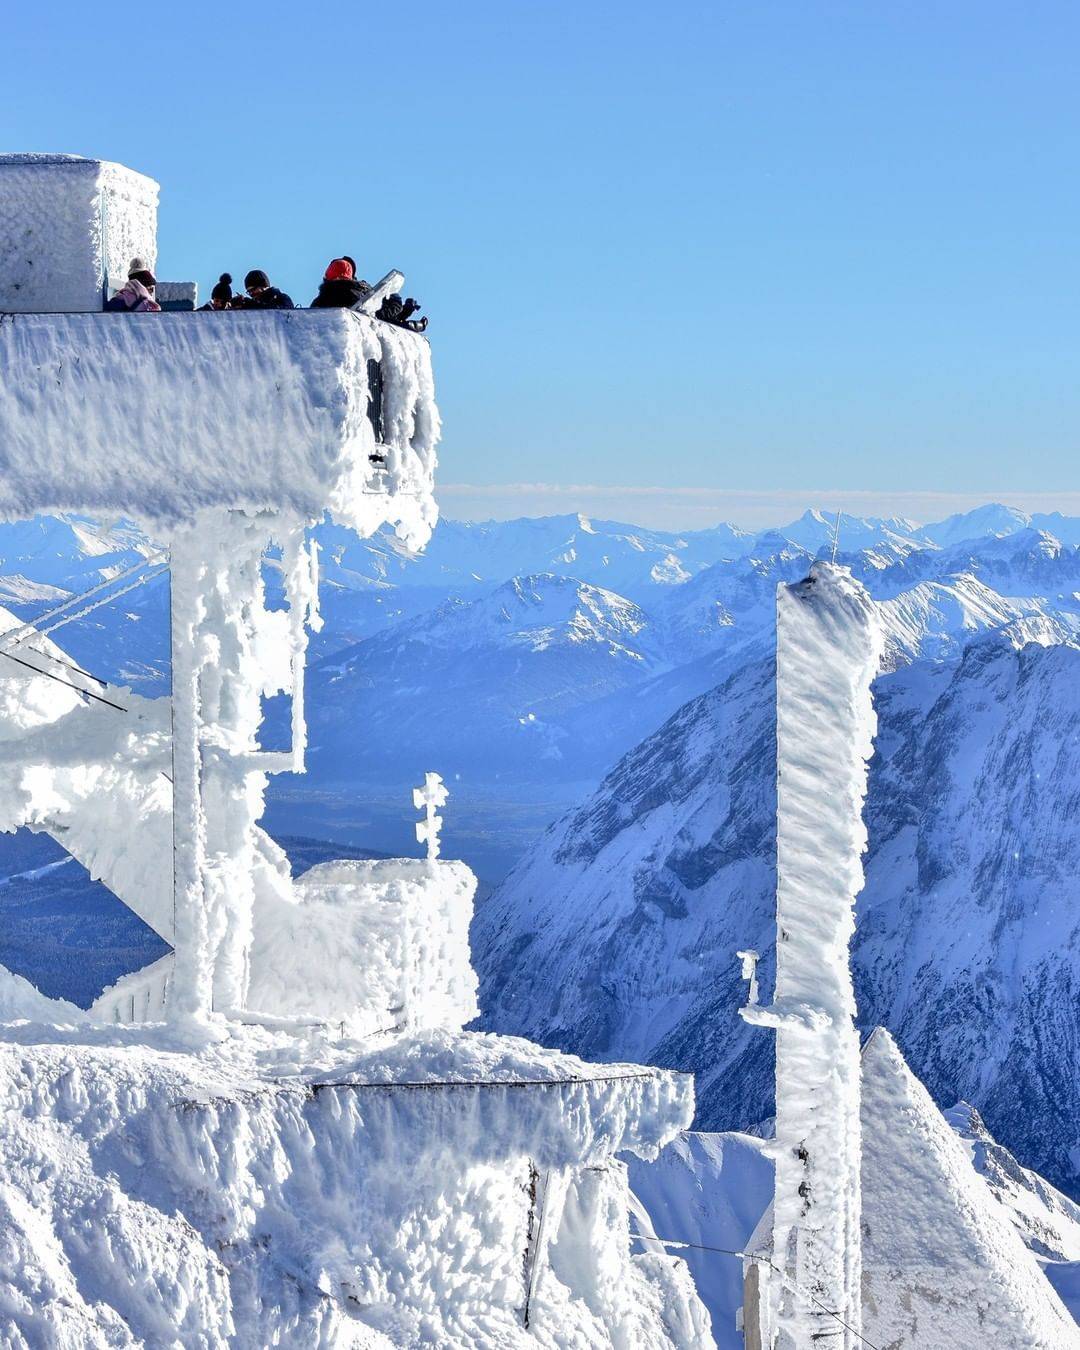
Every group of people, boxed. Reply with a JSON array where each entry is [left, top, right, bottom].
[[105, 258, 427, 332], [198, 269, 296, 312]]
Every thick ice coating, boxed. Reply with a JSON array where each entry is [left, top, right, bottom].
[[0, 1029, 702, 1348], [0, 310, 439, 547], [0, 154, 158, 313], [742, 562, 882, 1348]]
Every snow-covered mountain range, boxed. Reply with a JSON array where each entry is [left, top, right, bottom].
[[2, 502, 1078, 1213], [474, 625, 1080, 1198]]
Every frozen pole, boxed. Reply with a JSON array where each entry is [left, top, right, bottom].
[[742, 562, 881, 1348], [168, 512, 317, 1031]]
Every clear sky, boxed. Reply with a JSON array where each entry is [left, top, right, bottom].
[[4, 1, 1079, 526]]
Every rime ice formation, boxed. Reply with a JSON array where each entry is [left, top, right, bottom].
[[0, 1030, 703, 1348], [0, 154, 158, 313], [0, 311, 439, 545], [0, 157, 706, 1347], [741, 563, 882, 1348], [859, 1030, 1079, 1347]]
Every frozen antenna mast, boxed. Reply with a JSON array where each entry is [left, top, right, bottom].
[[741, 561, 882, 1348]]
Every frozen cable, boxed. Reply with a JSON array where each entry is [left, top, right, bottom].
[[36, 564, 170, 641], [0, 553, 167, 654], [13, 640, 108, 688], [0, 649, 127, 712], [629, 1233, 881, 1350], [307, 1070, 664, 1094], [178, 1069, 679, 1107]]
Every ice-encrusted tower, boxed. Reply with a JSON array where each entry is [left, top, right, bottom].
[[742, 564, 881, 1348], [0, 155, 708, 1347]]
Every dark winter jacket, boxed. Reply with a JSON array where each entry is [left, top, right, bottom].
[[241, 286, 295, 310], [310, 277, 371, 309]]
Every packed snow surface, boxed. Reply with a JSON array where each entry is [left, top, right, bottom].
[[0, 311, 439, 546]]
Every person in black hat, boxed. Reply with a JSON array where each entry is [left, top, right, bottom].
[[198, 273, 236, 311], [237, 269, 294, 310]]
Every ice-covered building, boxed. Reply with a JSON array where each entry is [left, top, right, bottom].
[[0, 156, 708, 1347], [0, 153, 158, 312]]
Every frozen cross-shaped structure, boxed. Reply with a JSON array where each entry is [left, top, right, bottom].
[[414, 771, 449, 861]]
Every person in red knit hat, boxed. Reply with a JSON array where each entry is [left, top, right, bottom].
[[310, 258, 372, 309]]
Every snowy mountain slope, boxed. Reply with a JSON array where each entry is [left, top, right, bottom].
[[859, 1029, 1079, 1347], [315, 513, 754, 607], [627, 1132, 772, 1350], [944, 1101, 1080, 1262], [766, 506, 931, 552], [474, 631, 1080, 1197], [0, 515, 169, 694], [0, 514, 154, 592], [304, 529, 1080, 794], [874, 573, 1062, 665], [922, 502, 1035, 547], [856, 633, 1080, 1195], [915, 501, 1080, 549], [853, 525, 1080, 599], [302, 574, 665, 782]]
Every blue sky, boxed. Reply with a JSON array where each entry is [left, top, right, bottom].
[[5, 1, 1079, 526]]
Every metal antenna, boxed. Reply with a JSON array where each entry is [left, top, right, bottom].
[[830, 510, 843, 564]]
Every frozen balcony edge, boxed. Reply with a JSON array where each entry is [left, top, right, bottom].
[[0, 309, 440, 548]]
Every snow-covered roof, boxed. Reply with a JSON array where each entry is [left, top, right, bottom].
[[0, 310, 439, 545]]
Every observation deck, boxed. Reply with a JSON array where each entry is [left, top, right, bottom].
[[0, 308, 438, 546]]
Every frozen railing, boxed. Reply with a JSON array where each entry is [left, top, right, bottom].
[[91, 952, 173, 1025]]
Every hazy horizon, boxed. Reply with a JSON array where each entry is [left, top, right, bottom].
[[438, 485, 1080, 532]]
